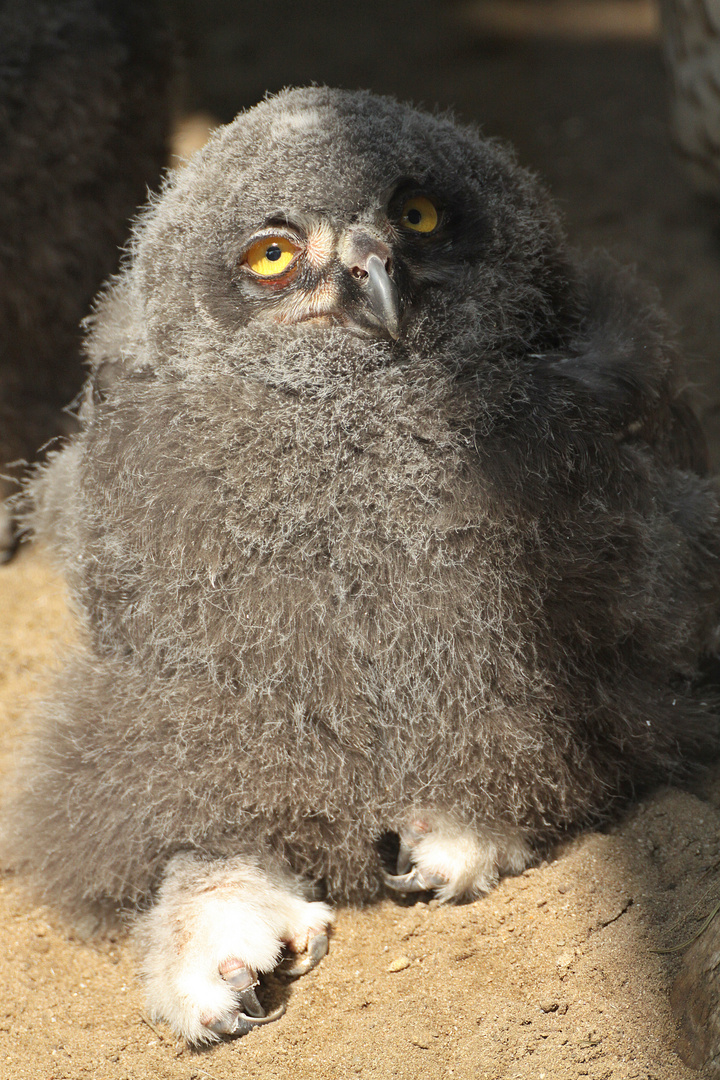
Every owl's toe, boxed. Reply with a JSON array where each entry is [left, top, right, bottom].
[[383, 865, 448, 893], [278, 929, 329, 977], [200, 965, 288, 1037], [204, 980, 286, 1037], [384, 811, 533, 902], [219, 963, 274, 1019]]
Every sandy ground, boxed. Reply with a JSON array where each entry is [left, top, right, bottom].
[[3, 14, 720, 1080], [2, 557, 719, 1080]]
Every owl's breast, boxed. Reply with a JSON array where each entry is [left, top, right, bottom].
[[221, 373, 493, 578], [77, 363, 533, 688]]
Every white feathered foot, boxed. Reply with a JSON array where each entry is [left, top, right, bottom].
[[135, 853, 334, 1045], [383, 811, 532, 902]]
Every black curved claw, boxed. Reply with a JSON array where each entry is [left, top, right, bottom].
[[278, 931, 329, 978], [237, 984, 266, 1018], [208, 1002, 286, 1037], [383, 866, 447, 893], [210, 965, 287, 1037]]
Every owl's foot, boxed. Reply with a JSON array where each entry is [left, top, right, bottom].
[[135, 853, 334, 1045], [383, 811, 532, 902]]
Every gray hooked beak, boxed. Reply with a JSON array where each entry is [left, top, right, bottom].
[[342, 231, 402, 340], [364, 254, 402, 340]]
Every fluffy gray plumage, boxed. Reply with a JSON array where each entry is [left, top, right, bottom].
[[5, 86, 720, 1041]]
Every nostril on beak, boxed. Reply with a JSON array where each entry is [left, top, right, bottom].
[[342, 234, 401, 338], [351, 256, 392, 281]]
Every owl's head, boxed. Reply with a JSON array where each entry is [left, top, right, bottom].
[[103, 88, 576, 377]]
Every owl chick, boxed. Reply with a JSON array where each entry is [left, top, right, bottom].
[[5, 87, 720, 1045]]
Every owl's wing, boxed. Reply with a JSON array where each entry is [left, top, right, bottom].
[[661, 397, 709, 476], [81, 275, 155, 410], [538, 257, 709, 475]]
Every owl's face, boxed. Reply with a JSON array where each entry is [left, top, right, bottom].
[[128, 88, 572, 369], [231, 185, 451, 340]]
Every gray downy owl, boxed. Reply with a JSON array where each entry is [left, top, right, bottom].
[[5, 86, 720, 1044]]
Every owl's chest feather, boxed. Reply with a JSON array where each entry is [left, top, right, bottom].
[[82, 365, 534, 673], [214, 372, 486, 560]]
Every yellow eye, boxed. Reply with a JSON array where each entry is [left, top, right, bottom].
[[400, 195, 439, 234], [245, 235, 299, 276]]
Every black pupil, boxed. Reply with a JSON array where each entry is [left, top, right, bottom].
[[266, 244, 282, 261], [407, 208, 422, 225]]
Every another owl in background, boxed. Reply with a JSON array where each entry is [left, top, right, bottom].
[[0, 0, 173, 559], [5, 87, 720, 1045]]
